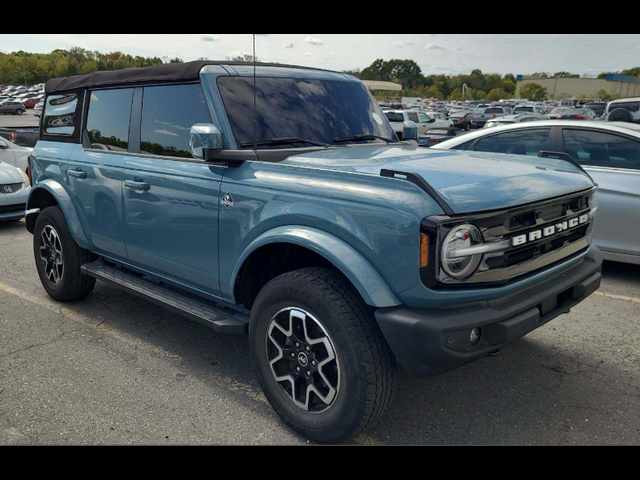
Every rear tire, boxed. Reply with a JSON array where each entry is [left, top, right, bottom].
[[250, 267, 395, 443], [33, 206, 97, 302], [15, 109, 24, 115]]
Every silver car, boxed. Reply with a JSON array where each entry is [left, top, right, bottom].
[[435, 121, 640, 265], [0, 136, 32, 171], [0, 160, 30, 223]]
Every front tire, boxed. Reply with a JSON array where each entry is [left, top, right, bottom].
[[33, 206, 97, 302], [250, 268, 395, 443], [15, 109, 24, 115]]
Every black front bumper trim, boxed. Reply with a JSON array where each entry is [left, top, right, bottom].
[[375, 246, 603, 377]]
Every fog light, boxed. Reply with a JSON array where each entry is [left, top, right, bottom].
[[470, 328, 481, 347]]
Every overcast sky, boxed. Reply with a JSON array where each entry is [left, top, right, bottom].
[[1, 34, 639, 76]]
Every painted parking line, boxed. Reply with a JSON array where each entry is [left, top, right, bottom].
[[594, 291, 640, 304]]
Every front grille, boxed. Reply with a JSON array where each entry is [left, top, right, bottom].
[[433, 189, 596, 287], [0, 183, 23, 195], [0, 204, 26, 215]]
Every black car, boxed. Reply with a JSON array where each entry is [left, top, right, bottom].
[[449, 112, 473, 130], [585, 103, 607, 118]]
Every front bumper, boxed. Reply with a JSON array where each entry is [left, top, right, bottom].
[[375, 246, 603, 377]]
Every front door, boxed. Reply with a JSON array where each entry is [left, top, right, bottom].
[[560, 128, 640, 258], [123, 83, 224, 294]]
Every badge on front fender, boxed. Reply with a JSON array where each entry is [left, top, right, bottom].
[[222, 192, 234, 210]]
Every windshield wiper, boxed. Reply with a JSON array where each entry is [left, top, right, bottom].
[[333, 134, 397, 144], [241, 137, 330, 148]]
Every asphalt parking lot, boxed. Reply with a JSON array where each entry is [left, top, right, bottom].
[[1, 219, 639, 445], [0, 110, 40, 128]]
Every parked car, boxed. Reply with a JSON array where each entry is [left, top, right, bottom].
[[513, 105, 549, 119], [0, 100, 27, 115], [0, 126, 40, 148], [435, 121, 640, 265], [34, 101, 44, 118], [449, 111, 473, 130], [470, 106, 512, 129], [0, 160, 30, 223], [484, 114, 542, 129], [22, 97, 42, 109], [605, 98, 640, 123], [0, 135, 32, 170], [585, 102, 607, 118], [385, 110, 451, 139], [555, 108, 598, 121], [27, 62, 602, 443], [549, 107, 570, 120], [418, 127, 467, 146]]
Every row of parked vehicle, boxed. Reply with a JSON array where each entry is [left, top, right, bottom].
[[0, 61, 637, 444], [0, 84, 45, 115]]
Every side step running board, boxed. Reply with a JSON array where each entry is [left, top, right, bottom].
[[81, 260, 250, 334]]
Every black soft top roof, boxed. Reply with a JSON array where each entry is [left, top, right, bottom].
[[45, 60, 326, 94]]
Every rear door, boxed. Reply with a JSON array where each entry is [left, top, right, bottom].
[[67, 88, 133, 260], [122, 83, 224, 294], [560, 128, 640, 259]]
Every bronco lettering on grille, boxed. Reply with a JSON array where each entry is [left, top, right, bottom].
[[512, 214, 591, 248]]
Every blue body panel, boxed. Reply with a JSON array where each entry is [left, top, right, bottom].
[[29, 65, 598, 313], [282, 146, 594, 214]]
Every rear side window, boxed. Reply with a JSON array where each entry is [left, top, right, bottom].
[[140, 84, 211, 158], [563, 129, 640, 170], [43, 94, 78, 136], [86, 89, 134, 152], [385, 112, 404, 123], [473, 129, 551, 156], [407, 112, 420, 123]]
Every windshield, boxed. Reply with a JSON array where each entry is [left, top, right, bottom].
[[218, 77, 395, 148], [515, 107, 534, 113]]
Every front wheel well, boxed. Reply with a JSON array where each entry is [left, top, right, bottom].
[[235, 243, 338, 310], [26, 188, 59, 234]]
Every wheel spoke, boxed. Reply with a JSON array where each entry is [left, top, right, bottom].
[[266, 308, 340, 414], [39, 225, 64, 286]]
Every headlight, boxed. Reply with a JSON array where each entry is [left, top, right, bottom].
[[17, 168, 30, 187], [441, 224, 484, 279]]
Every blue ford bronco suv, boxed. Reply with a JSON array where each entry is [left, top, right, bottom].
[[26, 61, 602, 442]]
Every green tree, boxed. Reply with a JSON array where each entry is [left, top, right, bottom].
[[487, 88, 510, 101], [520, 83, 548, 101]]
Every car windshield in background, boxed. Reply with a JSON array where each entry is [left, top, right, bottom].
[[515, 107, 534, 113], [218, 77, 395, 149]]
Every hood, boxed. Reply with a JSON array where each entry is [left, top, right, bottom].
[[0, 162, 24, 185], [282, 145, 594, 214]]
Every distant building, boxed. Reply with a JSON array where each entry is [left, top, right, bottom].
[[516, 74, 640, 100]]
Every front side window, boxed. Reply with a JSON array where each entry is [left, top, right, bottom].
[[473, 129, 551, 156], [86, 89, 134, 152], [218, 77, 395, 148], [141, 84, 212, 158], [563, 129, 640, 170], [43, 94, 78, 136]]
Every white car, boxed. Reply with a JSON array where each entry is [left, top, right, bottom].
[[434, 120, 640, 265], [0, 161, 30, 223], [605, 98, 640, 123], [384, 110, 452, 139], [0, 136, 32, 171]]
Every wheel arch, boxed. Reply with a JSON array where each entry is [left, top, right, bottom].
[[26, 181, 90, 249], [230, 226, 401, 310]]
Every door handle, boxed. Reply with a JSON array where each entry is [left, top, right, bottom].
[[68, 169, 87, 180], [125, 180, 151, 192]]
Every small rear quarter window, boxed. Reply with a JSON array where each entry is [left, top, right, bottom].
[[43, 94, 78, 136]]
